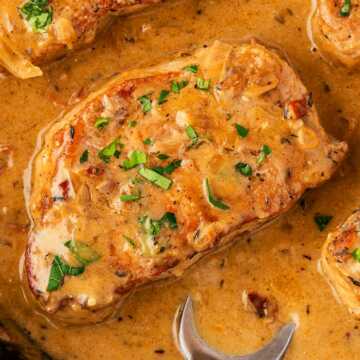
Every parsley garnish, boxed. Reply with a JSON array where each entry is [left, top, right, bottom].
[[158, 90, 170, 105], [80, 150, 89, 164], [152, 160, 182, 175], [47, 256, 84, 292], [257, 145, 272, 164], [186, 126, 198, 144], [122, 150, 147, 170], [157, 153, 170, 161], [138, 95, 152, 113], [64, 239, 100, 266], [120, 192, 141, 202], [314, 214, 333, 231], [340, 0, 351, 16], [196, 78, 211, 91], [235, 124, 249, 138], [235, 162, 252, 177], [204, 178, 230, 210], [143, 138, 154, 145], [95, 117, 110, 129], [128, 120, 137, 128], [352, 248, 360, 262], [20, 0, 53, 32], [183, 64, 199, 73], [138, 167, 172, 190], [98, 139, 122, 163], [171, 80, 189, 94]]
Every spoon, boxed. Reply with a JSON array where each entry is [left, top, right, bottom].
[[175, 296, 296, 360]]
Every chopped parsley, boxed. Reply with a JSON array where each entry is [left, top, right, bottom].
[[80, 150, 89, 164], [95, 117, 111, 129], [123, 235, 136, 249], [171, 80, 189, 94], [235, 124, 249, 138], [138, 95, 152, 113], [196, 78, 211, 91], [143, 138, 154, 145], [235, 162, 252, 177], [122, 150, 147, 170], [186, 125, 199, 144], [138, 167, 172, 190], [20, 0, 53, 32], [98, 139, 122, 163], [47, 256, 84, 292], [128, 120, 137, 128], [157, 153, 170, 161], [352, 248, 360, 262], [152, 159, 182, 175], [340, 0, 351, 17], [64, 239, 100, 266], [314, 214, 333, 231], [204, 178, 230, 210], [183, 64, 199, 73], [257, 145, 272, 164], [120, 192, 141, 202], [158, 90, 170, 105]]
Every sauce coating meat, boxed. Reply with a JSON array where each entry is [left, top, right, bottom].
[[26, 40, 347, 324]]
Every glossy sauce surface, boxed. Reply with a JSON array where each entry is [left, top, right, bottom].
[[1, 0, 360, 359]]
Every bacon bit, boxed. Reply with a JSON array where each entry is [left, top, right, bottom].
[[117, 82, 135, 99], [59, 180, 70, 200], [284, 97, 309, 120], [86, 166, 105, 177], [247, 291, 278, 319]]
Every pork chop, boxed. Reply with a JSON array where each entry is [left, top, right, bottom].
[[26, 40, 348, 324], [312, 0, 360, 67], [0, 0, 160, 79], [321, 210, 360, 316]]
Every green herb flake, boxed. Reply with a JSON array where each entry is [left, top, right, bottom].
[[95, 117, 111, 129], [161, 212, 178, 229], [138, 167, 172, 190], [64, 239, 100, 266], [20, 0, 53, 32], [98, 139, 122, 163], [340, 0, 351, 16], [204, 178, 230, 210], [352, 248, 360, 262], [171, 80, 189, 94], [143, 138, 154, 145], [128, 120, 137, 128], [120, 192, 141, 202], [122, 150, 147, 170], [80, 150, 89, 164], [257, 144, 272, 164], [196, 78, 211, 91], [158, 90, 170, 105], [235, 162, 253, 177], [183, 64, 199, 73], [235, 124, 249, 138], [152, 159, 182, 175], [138, 95, 152, 113], [47, 255, 85, 292], [186, 126, 199, 144], [314, 214, 333, 232], [157, 153, 170, 161]]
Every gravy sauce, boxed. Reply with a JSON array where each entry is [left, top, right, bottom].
[[1, 0, 360, 359]]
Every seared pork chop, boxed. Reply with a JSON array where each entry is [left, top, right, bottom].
[[312, 0, 360, 67], [321, 210, 360, 316], [26, 40, 348, 324], [0, 0, 160, 79]]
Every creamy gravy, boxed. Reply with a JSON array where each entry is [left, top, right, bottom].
[[1, 0, 360, 359]]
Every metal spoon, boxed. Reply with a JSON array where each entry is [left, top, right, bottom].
[[175, 296, 296, 360]]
